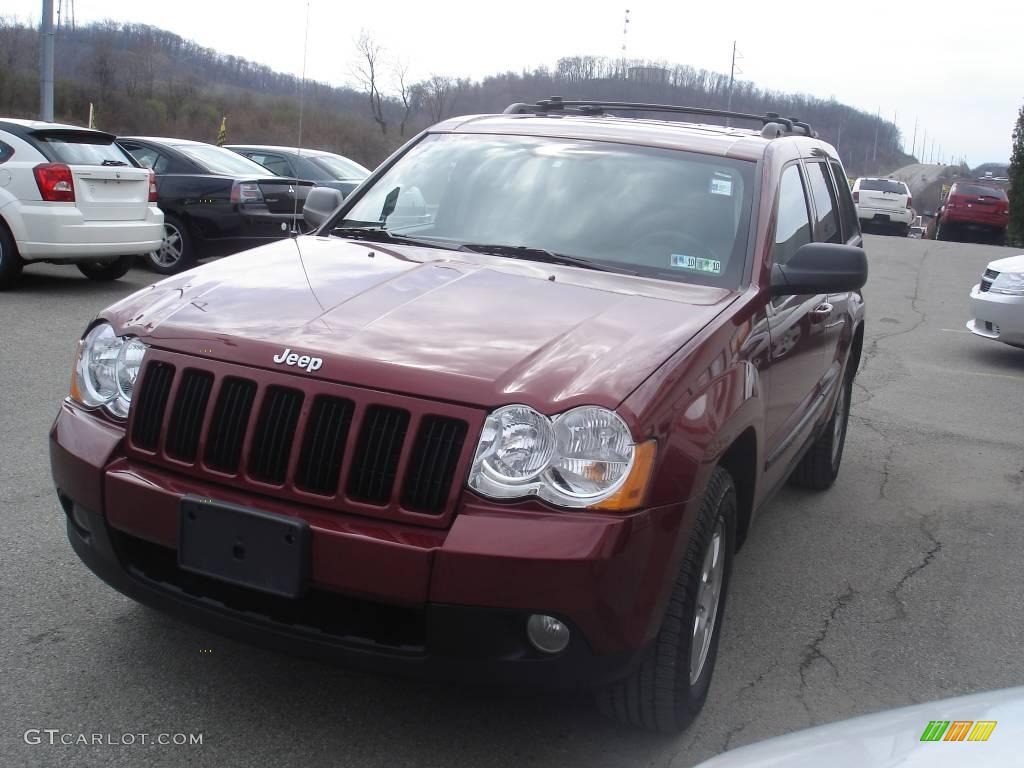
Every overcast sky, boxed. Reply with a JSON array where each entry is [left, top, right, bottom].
[[7, 0, 1020, 164]]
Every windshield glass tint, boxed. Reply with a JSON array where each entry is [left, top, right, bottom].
[[312, 155, 370, 179], [176, 145, 272, 176], [340, 134, 754, 288], [39, 135, 135, 166], [860, 179, 907, 193]]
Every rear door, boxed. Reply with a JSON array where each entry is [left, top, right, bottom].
[[764, 163, 833, 482], [804, 159, 851, 381], [33, 131, 151, 222]]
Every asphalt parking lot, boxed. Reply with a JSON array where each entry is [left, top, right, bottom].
[[2, 234, 1023, 767]]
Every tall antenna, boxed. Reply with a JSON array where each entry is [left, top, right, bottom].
[[620, 7, 630, 75], [291, 0, 312, 235], [56, 0, 75, 31]]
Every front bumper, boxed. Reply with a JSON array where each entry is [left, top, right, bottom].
[[968, 285, 1024, 346], [50, 402, 686, 687]]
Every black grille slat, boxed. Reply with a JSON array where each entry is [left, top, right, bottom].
[[401, 416, 468, 514], [204, 377, 257, 473], [131, 362, 175, 451], [165, 370, 213, 462], [347, 406, 410, 505], [296, 396, 354, 495], [248, 387, 303, 485]]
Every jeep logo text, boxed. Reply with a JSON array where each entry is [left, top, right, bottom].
[[272, 348, 323, 373]]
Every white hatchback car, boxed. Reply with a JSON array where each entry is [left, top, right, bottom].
[[0, 118, 163, 289], [968, 253, 1024, 349], [852, 177, 913, 235]]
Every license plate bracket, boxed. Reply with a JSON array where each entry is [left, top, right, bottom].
[[178, 496, 310, 598]]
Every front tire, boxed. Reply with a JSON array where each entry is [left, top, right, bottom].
[[77, 256, 134, 281], [0, 224, 24, 290], [790, 369, 853, 491], [597, 466, 737, 733], [145, 216, 194, 274]]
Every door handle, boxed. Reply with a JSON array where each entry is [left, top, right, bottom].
[[809, 303, 833, 324]]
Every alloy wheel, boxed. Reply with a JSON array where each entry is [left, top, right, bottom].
[[150, 223, 183, 267], [690, 518, 725, 684]]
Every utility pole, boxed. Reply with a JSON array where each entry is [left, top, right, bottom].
[[872, 107, 880, 163], [911, 117, 918, 159], [725, 41, 737, 126], [39, 0, 55, 121]]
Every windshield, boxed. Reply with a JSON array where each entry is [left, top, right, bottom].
[[311, 154, 370, 180], [860, 179, 907, 194], [338, 134, 754, 288], [175, 144, 274, 176], [956, 184, 1006, 198]]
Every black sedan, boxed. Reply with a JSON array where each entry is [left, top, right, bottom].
[[226, 145, 370, 198], [118, 137, 314, 274]]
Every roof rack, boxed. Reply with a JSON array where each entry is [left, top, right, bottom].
[[502, 98, 817, 138]]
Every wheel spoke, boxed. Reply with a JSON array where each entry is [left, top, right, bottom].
[[690, 520, 726, 684]]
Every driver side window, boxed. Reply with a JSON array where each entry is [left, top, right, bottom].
[[773, 164, 812, 266]]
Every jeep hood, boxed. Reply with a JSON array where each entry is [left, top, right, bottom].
[[105, 237, 738, 411]]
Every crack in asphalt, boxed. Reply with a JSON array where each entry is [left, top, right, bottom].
[[860, 249, 930, 385], [888, 518, 943, 621], [719, 663, 778, 753], [797, 585, 856, 725]]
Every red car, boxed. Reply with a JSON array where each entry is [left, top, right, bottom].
[[50, 99, 867, 733], [935, 182, 1010, 244]]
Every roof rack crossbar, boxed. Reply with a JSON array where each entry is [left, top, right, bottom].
[[503, 99, 815, 136]]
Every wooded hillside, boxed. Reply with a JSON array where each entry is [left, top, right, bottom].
[[0, 19, 914, 173]]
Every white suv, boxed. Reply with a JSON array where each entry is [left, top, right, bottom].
[[0, 118, 163, 289], [852, 177, 913, 236]]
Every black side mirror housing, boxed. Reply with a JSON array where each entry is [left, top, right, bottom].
[[303, 186, 345, 231], [770, 242, 868, 296]]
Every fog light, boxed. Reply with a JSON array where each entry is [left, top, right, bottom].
[[526, 614, 570, 654]]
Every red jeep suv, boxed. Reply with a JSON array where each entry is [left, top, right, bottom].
[[935, 182, 1010, 244], [50, 99, 866, 733]]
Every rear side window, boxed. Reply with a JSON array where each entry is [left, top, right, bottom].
[[35, 133, 135, 166], [804, 162, 841, 244], [0, 140, 12, 164], [246, 153, 293, 176], [773, 165, 812, 266], [125, 145, 171, 174], [859, 179, 907, 194], [830, 161, 860, 241]]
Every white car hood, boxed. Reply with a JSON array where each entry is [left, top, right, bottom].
[[694, 687, 1024, 768], [988, 253, 1024, 273]]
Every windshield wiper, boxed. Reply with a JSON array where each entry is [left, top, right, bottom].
[[329, 226, 467, 252], [101, 159, 128, 167], [460, 243, 637, 275]]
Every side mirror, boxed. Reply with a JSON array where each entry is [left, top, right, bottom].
[[303, 186, 345, 231], [770, 243, 867, 296]]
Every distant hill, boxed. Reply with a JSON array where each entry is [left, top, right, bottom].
[[0, 19, 912, 172]]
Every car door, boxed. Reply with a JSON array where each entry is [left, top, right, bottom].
[[802, 158, 849, 381], [763, 163, 833, 479]]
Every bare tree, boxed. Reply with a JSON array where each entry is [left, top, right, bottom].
[[393, 59, 416, 137], [423, 75, 455, 123], [352, 30, 387, 135]]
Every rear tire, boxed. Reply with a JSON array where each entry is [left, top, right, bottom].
[[145, 216, 195, 275], [0, 224, 24, 290], [77, 256, 133, 281], [790, 368, 853, 491], [597, 466, 737, 733]]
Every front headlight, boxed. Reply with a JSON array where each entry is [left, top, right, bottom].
[[989, 271, 1024, 295], [70, 322, 148, 418], [468, 404, 656, 511]]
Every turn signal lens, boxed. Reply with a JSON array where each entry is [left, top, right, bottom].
[[588, 439, 657, 512]]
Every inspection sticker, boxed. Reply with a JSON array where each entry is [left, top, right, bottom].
[[710, 176, 733, 196], [671, 254, 722, 274]]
